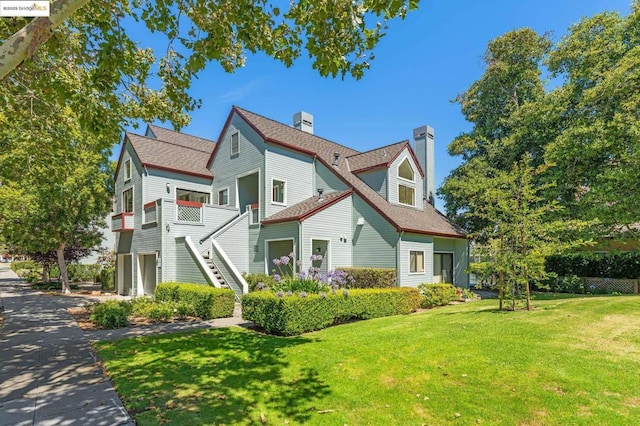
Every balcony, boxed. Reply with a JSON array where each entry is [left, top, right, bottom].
[[176, 200, 203, 223], [247, 203, 259, 225], [112, 212, 134, 232]]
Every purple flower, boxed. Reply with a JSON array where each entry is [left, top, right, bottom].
[[296, 259, 302, 266], [319, 292, 326, 299], [331, 288, 337, 295], [256, 282, 265, 291], [286, 291, 293, 297], [289, 251, 295, 257], [276, 291, 284, 298], [273, 258, 281, 266], [299, 291, 307, 298], [280, 256, 290, 265], [298, 272, 307, 280], [274, 274, 281, 282]]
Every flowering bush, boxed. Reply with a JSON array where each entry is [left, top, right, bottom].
[[270, 253, 354, 294]]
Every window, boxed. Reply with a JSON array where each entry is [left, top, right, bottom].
[[231, 132, 239, 155], [124, 159, 131, 181], [272, 179, 286, 204], [409, 250, 424, 274], [398, 158, 414, 181], [218, 188, 229, 206], [399, 184, 415, 206], [122, 188, 133, 213], [176, 189, 210, 204], [434, 253, 454, 283]]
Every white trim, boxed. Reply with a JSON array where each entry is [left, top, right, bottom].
[[433, 251, 455, 284], [398, 183, 415, 207], [309, 238, 331, 272], [264, 238, 295, 275], [408, 249, 425, 275], [396, 156, 415, 183], [230, 131, 239, 156], [124, 159, 132, 182], [217, 187, 230, 206], [184, 236, 222, 288], [211, 239, 249, 294], [136, 252, 158, 296], [122, 187, 134, 213], [176, 187, 211, 204], [234, 167, 261, 211], [271, 178, 287, 206], [117, 253, 134, 296]]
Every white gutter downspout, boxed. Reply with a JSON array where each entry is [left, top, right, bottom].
[[396, 230, 404, 287]]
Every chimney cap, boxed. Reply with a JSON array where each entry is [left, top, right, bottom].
[[413, 125, 434, 140]]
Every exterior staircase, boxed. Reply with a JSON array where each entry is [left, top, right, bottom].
[[205, 258, 229, 290]]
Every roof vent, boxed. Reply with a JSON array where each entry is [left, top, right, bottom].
[[293, 111, 314, 134], [332, 152, 340, 167], [317, 188, 324, 201]]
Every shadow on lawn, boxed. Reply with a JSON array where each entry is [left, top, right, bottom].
[[97, 328, 330, 424]]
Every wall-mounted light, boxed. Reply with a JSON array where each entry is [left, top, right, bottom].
[[316, 247, 322, 253], [166, 183, 170, 193], [165, 223, 170, 232]]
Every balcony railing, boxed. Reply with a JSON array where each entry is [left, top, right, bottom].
[[176, 200, 203, 223], [144, 201, 157, 224], [112, 212, 134, 232]]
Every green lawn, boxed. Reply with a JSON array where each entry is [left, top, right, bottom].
[[95, 296, 640, 425]]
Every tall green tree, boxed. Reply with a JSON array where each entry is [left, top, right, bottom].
[[440, 28, 551, 233]]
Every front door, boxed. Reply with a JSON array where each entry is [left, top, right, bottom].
[[434, 253, 454, 284], [139, 254, 157, 296], [267, 240, 294, 276], [117, 254, 133, 295]]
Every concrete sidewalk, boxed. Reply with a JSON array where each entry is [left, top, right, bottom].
[[0, 264, 134, 426]]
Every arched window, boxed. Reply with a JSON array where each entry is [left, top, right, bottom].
[[398, 158, 414, 181]]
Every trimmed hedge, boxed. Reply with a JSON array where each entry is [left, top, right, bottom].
[[90, 300, 131, 328], [51, 264, 102, 282], [155, 282, 235, 320], [339, 267, 396, 288], [545, 251, 640, 279], [100, 267, 115, 291], [243, 272, 278, 292], [417, 283, 457, 308], [242, 287, 422, 335], [11, 260, 39, 275]]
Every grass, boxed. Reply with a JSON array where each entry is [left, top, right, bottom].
[[94, 295, 640, 425]]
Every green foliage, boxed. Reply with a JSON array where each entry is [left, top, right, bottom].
[[538, 274, 584, 294], [10, 260, 38, 274], [100, 267, 115, 291], [90, 300, 131, 329], [545, 251, 640, 279], [417, 283, 458, 308], [50, 264, 102, 282], [339, 267, 397, 288], [155, 282, 235, 320], [131, 298, 174, 323], [243, 272, 278, 292], [271, 278, 330, 294], [31, 282, 80, 290], [242, 288, 421, 335]]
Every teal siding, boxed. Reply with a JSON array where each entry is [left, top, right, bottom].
[[315, 161, 349, 192], [175, 237, 209, 285], [209, 247, 243, 298], [434, 237, 469, 287], [264, 145, 313, 218], [301, 196, 353, 271], [258, 222, 300, 274], [214, 214, 250, 273], [388, 148, 423, 208], [144, 170, 211, 206], [210, 113, 265, 213], [356, 169, 387, 199], [398, 233, 434, 287], [351, 195, 397, 268]]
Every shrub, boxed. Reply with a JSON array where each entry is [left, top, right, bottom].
[[100, 268, 115, 291], [339, 267, 396, 288], [545, 251, 640, 279], [156, 282, 234, 320], [537, 273, 584, 294], [418, 283, 457, 308], [243, 272, 278, 292], [242, 287, 422, 335], [51, 264, 102, 282], [11, 260, 39, 273], [90, 300, 131, 328]]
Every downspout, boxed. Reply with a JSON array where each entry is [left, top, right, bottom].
[[396, 230, 404, 287], [298, 220, 303, 274]]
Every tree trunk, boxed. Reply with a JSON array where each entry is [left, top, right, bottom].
[[498, 270, 504, 311], [0, 0, 89, 80], [55, 243, 70, 293], [42, 263, 49, 283], [521, 227, 532, 311]]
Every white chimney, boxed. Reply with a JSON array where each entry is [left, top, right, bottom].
[[413, 125, 435, 205], [293, 111, 314, 134]]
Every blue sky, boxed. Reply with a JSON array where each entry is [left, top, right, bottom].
[[136, 0, 632, 210]]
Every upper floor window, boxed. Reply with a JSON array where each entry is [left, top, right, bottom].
[[409, 250, 424, 274], [177, 189, 210, 204], [272, 179, 286, 204], [122, 188, 133, 213], [399, 184, 415, 206], [218, 188, 229, 206], [398, 158, 414, 182], [231, 132, 239, 156], [124, 159, 132, 182]]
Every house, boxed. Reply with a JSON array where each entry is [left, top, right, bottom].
[[112, 107, 469, 298]]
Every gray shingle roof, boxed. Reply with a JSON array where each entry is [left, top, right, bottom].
[[147, 124, 216, 152], [347, 141, 408, 173], [262, 190, 353, 224], [232, 107, 465, 238], [126, 132, 214, 179]]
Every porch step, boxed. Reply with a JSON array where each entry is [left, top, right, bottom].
[[205, 260, 226, 287]]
